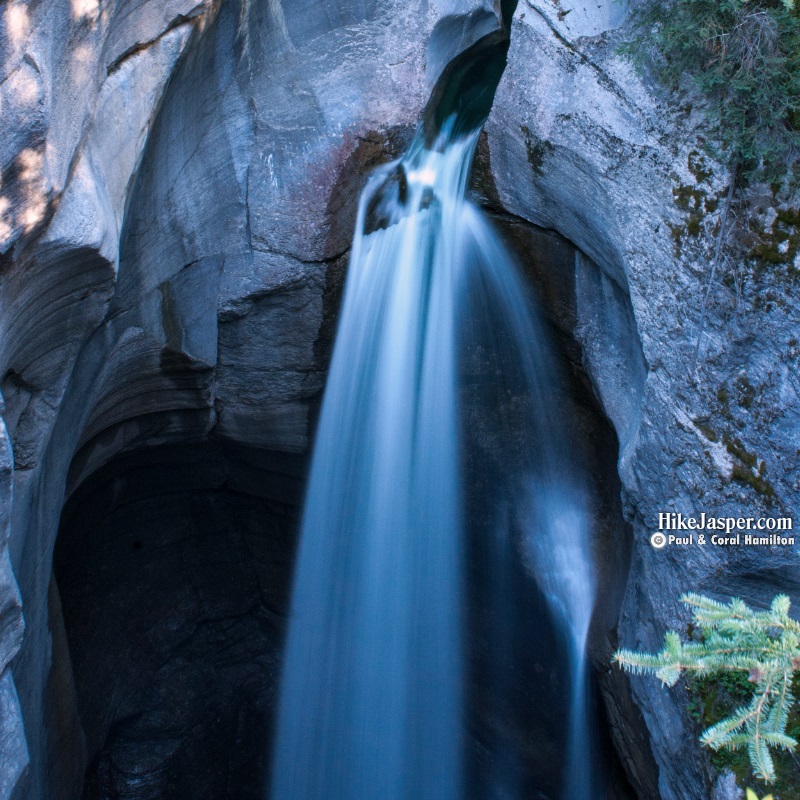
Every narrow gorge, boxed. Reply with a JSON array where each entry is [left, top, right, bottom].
[[1, 1, 798, 799]]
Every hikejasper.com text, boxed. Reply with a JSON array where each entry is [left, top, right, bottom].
[[657, 512, 793, 534]]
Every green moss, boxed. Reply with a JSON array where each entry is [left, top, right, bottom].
[[520, 125, 553, 178], [731, 464, 776, 500], [694, 418, 719, 442], [699, 426, 719, 443], [673, 184, 706, 212], [688, 672, 800, 796], [687, 150, 713, 184], [763, 238, 793, 266], [777, 207, 800, 226], [749, 208, 800, 270], [751, 242, 789, 264], [620, 0, 800, 186], [723, 432, 776, 499], [716, 386, 730, 405], [724, 434, 757, 468], [668, 223, 684, 257], [670, 180, 723, 242], [687, 671, 752, 781]]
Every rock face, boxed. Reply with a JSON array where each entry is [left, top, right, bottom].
[[1, 0, 798, 798], [484, 4, 800, 799], [0, 1, 512, 797], [0, 418, 25, 798]]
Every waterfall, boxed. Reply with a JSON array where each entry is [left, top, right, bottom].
[[461, 211, 598, 798], [269, 117, 598, 799]]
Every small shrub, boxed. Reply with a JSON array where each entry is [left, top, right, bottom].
[[613, 593, 800, 783], [622, 0, 800, 183]]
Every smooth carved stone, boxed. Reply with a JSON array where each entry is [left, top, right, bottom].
[[1, 0, 798, 798]]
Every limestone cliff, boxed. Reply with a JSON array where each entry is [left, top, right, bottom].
[[1, 0, 798, 797]]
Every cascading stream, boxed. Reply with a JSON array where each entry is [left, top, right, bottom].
[[270, 113, 598, 799], [459, 206, 598, 799], [270, 124, 472, 800]]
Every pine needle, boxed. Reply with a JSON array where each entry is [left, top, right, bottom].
[[613, 593, 800, 783]]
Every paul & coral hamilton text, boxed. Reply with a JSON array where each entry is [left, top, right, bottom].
[[650, 512, 795, 548]]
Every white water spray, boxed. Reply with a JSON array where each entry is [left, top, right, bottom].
[[269, 119, 598, 800], [461, 210, 598, 797]]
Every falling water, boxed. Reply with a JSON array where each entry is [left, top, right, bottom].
[[270, 116, 598, 799], [460, 213, 598, 798]]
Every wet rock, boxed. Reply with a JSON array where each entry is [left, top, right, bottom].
[[711, 770, 744, 800], [1, 0, 797, 797], [484, 4, 799, 799], [0, 2, 511, 797]]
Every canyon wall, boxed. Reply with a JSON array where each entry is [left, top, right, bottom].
[[1, 0, 798, 797]]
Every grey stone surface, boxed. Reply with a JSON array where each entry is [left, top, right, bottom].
[[0, 417, 23, 670], [484, 3, 800, 798], [0, 669, 27, 799], [0, 1, 509, 797], [0, 417, 25, 792], [1, 0, 204, 792], [1, 0, 797, 797], [712, 770, 745, 800]]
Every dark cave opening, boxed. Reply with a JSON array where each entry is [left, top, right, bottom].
[[53, 443, 305, 800]]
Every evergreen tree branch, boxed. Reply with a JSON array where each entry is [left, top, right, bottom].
[[613, 593, 800, 783]]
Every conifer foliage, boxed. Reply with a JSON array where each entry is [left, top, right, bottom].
[[622, 0, 800, 183], [613, 593, 800, 783]]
